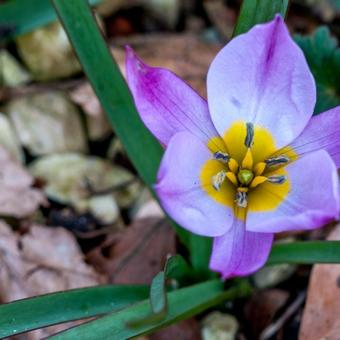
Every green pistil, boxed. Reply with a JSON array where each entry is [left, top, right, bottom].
[[237, 169, 254, 185]]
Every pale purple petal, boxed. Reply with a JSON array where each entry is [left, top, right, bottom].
[[125, 46, 219, 146], [289, 106, 340, 168], [155, 131, 233, 237], [209, 217, 273, 279], [246, 150, 340, 233], [207, 15, 316, 149]]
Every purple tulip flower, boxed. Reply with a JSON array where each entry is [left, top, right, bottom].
[[126, 15, 340, 279]]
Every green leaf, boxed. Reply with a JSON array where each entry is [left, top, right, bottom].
[[189, 235, 216, 280], [165, 255, 192, 282], [268, 241, 340, 265], [0, 0, 102, 42], [50, 280, 251, 339], [0, 285, 149, 338], [294, 27, 340, 115], [50, 0, 194, 262], [150, 272, 167, 315], [233, 0, 289, 36], [52, 0, 163, 189]]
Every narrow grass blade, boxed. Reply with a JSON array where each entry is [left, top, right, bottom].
[[50, 280, 251, 339], [52, 0, 163, 189], [0, 285, 149, 338], [0, 0, 101, 42], [233, 0, 289, 36], [268, 241, 340, 265]]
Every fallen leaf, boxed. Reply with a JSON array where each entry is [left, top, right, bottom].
[[87, 217, 176, 284], [0, 146, 45, 218], [0, 112, 24, 162], [70, 83, 111, 141], [0, 221, 105, 339], [150, 319, 201, 340], [299, 224, 340, 340], [244, 289, 289, 338]]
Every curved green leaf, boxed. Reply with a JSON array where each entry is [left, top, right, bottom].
[[50, 280, 251, 339], [0, 285, 149, 338], [295, 27, 340, 115]]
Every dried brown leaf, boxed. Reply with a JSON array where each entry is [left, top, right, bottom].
[[0, 147, 45, 217], [87, 217, 175, 284], [244, 289, 289, 338], [0, 221, 106, 339], [299, 224, 340, 340]]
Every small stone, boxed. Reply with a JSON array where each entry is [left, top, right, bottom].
[[88, 194, 119, 224], [6, 91, 87, 156], [29, 153, 141, 213], [0, 50, 31, 87], [253, 263, 296, 289], [201, 311, 238, 340], [16, 21, 81, 81]]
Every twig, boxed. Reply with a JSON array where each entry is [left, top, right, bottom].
[[0, 77, 85, 102], [259, 291, 306, 340]]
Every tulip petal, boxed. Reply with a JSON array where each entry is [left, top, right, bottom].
[[246, 150, 340, 233], [207, 15, 316, 149], [289, 106, 340, 168], [209, 218, 273, 279], [125, 46, 219, 146], [155, 131, 234, 237]]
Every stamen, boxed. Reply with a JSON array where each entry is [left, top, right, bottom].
[[267, 175, 287, 184], [245, 122, 254, 148], [226, 171, 238, 186], [242, 148, 253, 169], [254, 162, 266, 176], [213, 151, 230, 163], [265, 155, 290, 167], [250, 176, 267, 189], [235, 190, 248, 208], [228, 158, 239, 173], [212, 170, 227, 191]]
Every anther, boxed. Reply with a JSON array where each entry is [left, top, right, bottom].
[[254, 162, 266, 176], [214, 151, 230, 163], [250, 176, 267, 189], [245, 122, 254, 148], [235, 190, 248, 208], [265, 155, 290, 167], [226, 171, 238, 186], [212, 170, 227, 191], [228, 158, 239, 173], [267, 175, 287, 184], [242, 148, 253, 169]]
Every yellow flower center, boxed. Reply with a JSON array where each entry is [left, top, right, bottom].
[[200, 121, 294, 219]]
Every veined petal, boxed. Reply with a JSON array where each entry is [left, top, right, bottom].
[[289, 106, 340, 168], [207, 15, 316, 149], [125, 46, 219, 146], [209, 217, 273, 279], [246, 150, 340, 233], [155, 131, 233, 237]]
